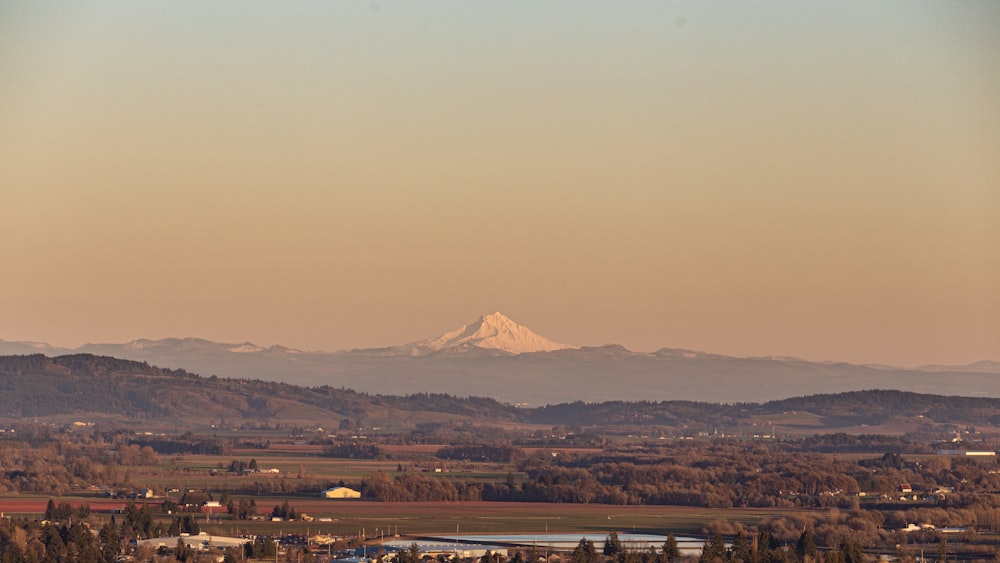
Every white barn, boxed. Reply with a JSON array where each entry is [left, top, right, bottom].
[[321, 486, 361, 499]]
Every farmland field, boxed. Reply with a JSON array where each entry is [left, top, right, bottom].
[[0, 495, 798, 539]]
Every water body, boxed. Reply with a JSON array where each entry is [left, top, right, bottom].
[[422, 534, 704, 554]]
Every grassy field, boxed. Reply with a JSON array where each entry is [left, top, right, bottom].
[[0, 444, 848, 541], [139, 448, 522, 494], [0, 495, 795, 539], [0, 441, 788, 539]]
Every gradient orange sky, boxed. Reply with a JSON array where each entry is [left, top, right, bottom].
[[2, 2, 998, 367]]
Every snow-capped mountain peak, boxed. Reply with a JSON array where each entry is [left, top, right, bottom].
[[229, 342, 265, 353], [407, 312, 573, 355]]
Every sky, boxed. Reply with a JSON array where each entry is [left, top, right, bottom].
[[1, 1, 998, 367]]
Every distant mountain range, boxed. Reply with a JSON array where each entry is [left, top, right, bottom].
[[2, 312, 998, 404]]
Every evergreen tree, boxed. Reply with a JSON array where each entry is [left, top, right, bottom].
[[100, 520, 122, 561], [731, 531, 751, 562], [838, 541, 864, 563], [795, 530, 816, 562], [181, 514, 200, 535], [756, 532, 777, 552], [605, 531, 623, 556], [700, 534, 726, 563], [400, 542, 422, 563], [176, 537, 190, 562], [245, 537, 276, 558], [68, 521, 102, 563], [41, 524, 65, 556], [43, 500, 56, 522], [572, 538, 597, 563], [75, 504, 91, 519], [663, 534, 680, 563]]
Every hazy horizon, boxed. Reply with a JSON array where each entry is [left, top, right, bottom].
[[2, 2, 998, 368], [3, 309, 998, 371]]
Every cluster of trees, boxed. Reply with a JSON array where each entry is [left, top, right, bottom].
[[166, 515, 200, 536], [118, 501, 158, 539], [694, 530, 830, 563], [0, 427, 132, 494], [0, 500, 161, 563], [129, 435, 227, 455], [323, 441, 381, 459], [242, 537, 276, 559], [227, 458, 259, 472], [356, 441, 1000, 512], [567, 534, 683, 563], [0, 424, 337, 497], [436, 443, 524, 462], [496, 445, 865, 507], [571, 532, 683, 563], [0, 499, 298, 563], [177, 490, 214, 510], [226, 497, 259, 520], [797, 434, 928, 454], [503, 443, 1000, 509], [115, 444, 159, 466], [0, 517, 122, 563], [42, 500, 89, 522], [270, 500, 299, 520], [360, 471, 483, 502]]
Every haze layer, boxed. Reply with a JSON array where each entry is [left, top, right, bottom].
[[1, 2, 998, 366]]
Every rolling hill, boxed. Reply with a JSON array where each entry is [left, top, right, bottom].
[[3, 353, 1000, 438]]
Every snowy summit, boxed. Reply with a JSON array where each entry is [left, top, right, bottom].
[[407, 312, 574, 355]]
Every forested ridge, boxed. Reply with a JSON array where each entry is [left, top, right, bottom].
[[2, 354, 1000, 432]]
